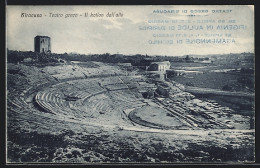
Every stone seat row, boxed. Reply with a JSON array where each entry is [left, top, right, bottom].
[[35, 91, 71, 115]]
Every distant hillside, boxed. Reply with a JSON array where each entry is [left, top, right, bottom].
[[7, 50, 254, 66], [188, 52, 254, 59]]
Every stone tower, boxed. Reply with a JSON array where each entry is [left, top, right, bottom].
[[34, 36, 51, 53]]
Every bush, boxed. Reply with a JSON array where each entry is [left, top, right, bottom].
[[222, 85, 233, 91], [186, 82, 194, 87]]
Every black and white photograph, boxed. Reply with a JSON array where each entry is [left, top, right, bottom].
[[6, 5, 255, 163]]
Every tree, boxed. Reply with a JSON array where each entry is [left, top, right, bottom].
[[185, 55, 190, 62]]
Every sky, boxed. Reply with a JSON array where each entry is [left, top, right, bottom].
[[6, 5, 254, 56]]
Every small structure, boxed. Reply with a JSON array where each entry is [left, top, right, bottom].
[[146, 61, 171, 81], [166, 69, 184, 77], [34, 35, 51, 53], [147, 61, 171, 72]]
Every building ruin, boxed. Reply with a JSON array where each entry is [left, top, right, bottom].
[[34, 35, 51, 53]]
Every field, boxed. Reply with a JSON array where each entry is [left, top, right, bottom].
[[169, 62, 254, 118], [170, 61, 253, 88], [7, 60, 255, 163]]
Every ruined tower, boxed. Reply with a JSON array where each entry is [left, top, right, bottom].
[[34, 36, 51, 53]]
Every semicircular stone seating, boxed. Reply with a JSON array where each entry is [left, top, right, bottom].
[[34, 77, 147, 123]]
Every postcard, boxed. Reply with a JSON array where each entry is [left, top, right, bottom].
[[6, 5, 255, 163]]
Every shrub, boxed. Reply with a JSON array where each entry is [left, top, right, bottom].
[[186, 82, 194, 87], [222, 85, 233, 91]]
